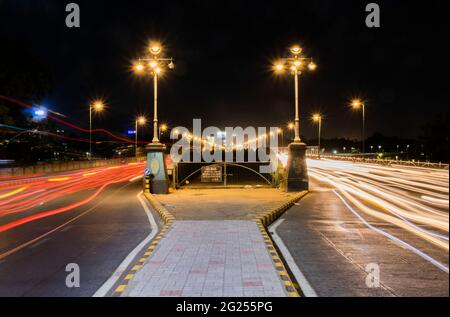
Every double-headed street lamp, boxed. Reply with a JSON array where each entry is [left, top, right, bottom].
[[89, 100, 104, 159], [312, 113, 322, 159], [133, 42, 175, 144], [274, 46, 317, 143], [351, 99, 366, 154], [135, 116, 147, 156]]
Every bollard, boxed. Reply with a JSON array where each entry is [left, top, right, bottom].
[[143, 175, 150, 193]]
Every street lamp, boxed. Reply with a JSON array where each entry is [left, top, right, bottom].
[[133, 42, 175, 144], [89, 100, 104, 159], [274, 46, 317, 143], [159, 123, 168, 139], [312, 113, 322, 159], [351, 99, 366, 154], [277, 127, 284, 147], [135, 116, 147, 157], [274, 45, 316, 192]]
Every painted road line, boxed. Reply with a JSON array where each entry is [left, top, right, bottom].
[[111, 223, 171, 296], [333, 189, 449, 274], [92, 192, 158, 297], [28, 237, 51, 249], [108, 192, 175, 296], [269, 218, 318, 297]]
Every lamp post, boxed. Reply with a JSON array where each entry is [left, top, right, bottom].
[[274, 46, 317, 143], [135, 116, 147, 157], [89, 100, 104, 160], [133, 43, 174, 144], [312, 113, 322, 159], [159, 123, 168, 140], [132, 42, 174, 195], [277, 128, 284, 148], [351, 99, 366, 154], [287, 122, 294, 142], [273, 45, 317, 192]]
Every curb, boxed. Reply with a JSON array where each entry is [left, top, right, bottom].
[[111, 192, 174, 296], [255, 191, 308, 227], [254, 190, 308, 297], [143, 192, 176, 224]]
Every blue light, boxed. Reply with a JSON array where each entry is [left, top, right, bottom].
[[32, 106, 48, 121], [127, 130, 136, 135]]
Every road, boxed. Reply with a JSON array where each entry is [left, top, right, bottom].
[[1, 158, 448, 297], [0, 162, 153, 296], [274, 159, 449, 296]]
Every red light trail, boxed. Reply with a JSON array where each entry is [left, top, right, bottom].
[[0, 95, 149, 144], [0, 162, 145, 233]]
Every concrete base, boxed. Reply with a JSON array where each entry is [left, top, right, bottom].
[[146, 143, 169, 195], [284, 142, 309, 192]]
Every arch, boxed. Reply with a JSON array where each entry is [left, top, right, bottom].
[[177, 162, 273, 186]]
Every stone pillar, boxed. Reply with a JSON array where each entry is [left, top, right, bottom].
[[284, 142, 309, 192], [146, 143, 169, 194]]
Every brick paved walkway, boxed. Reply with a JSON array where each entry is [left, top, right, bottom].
[[123, 221, 288, 297]]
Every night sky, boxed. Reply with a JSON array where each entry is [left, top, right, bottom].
[[1, 0, 448, 141]]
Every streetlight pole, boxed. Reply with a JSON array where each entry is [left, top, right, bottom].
[[89, 106, 92, 159], [132, 42, 174, 195], [153, 73, 158, 143], [88, 100, 104, 160], [274, 46, 316, 144], [274, 45, 317, 192], [362, 103, 365, 154], [312, 113, 322, 159], [351, 99, 366, 154], [135, 120, 138, 156], [133, 43, 174, 145], [135, 116, 147, 157], [294, 69, 300, 143]]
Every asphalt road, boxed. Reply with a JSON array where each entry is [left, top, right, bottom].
[[275, 159, 449, 297], [0, 164, 152, 296]]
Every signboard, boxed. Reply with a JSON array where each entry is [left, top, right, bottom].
[[144, 168, 151, 176], [201, 165, 222, 183]]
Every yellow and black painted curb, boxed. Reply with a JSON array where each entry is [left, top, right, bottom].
[[143, 192, 175, 224], [255, 190, 308, 297], [111, 193, 175, 296], [255, 191, 308, 227]]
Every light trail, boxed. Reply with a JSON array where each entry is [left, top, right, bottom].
[[0, 162, 146, 233], [0, 95, 149, 144], [307, 159, 449, 267]]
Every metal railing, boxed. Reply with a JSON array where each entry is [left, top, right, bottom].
[[0, 156, 146, 178], [306, 154, 449, 170]]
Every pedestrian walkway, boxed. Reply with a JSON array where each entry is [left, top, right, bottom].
[[123, 220, 288, 297]]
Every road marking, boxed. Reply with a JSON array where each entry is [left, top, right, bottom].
[[0, 186, 27, 199], [129, 175, 143, 182], [28, 237, 51, 249], [269, 219, 318, 297], [334, 189, 449, 274], [59, 225, 73, 232], [92, 192, 158, 297]]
